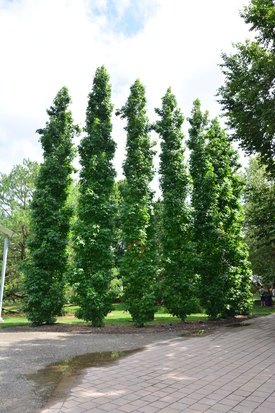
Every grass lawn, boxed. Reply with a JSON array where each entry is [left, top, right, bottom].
[[1, 301, 275, 329], [250, 305, 275, 317]]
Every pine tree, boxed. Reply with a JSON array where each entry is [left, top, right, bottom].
[[155, 88, 197, 320], [24, 87, 76, 325], [188, 101, 252, 318], [73, 66, 116, 327], [117, 79, 157, 327]]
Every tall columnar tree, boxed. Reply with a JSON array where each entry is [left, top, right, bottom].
[[206, 119, 252, 317], [24, 87, 76, 325], [73, 66, 116, 327], [117, 79, 157, 327], [188, 101, 252, 318], [155, 88, 197, 319]]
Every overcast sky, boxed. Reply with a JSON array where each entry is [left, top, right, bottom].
[[0, 0, 251, 180]]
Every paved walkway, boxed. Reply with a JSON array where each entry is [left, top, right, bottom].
[[42, 315, 275, 413]]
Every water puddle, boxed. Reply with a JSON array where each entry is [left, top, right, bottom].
[[179, 329, 212, 338], [226, 323, 251, 328], [25, 349, 141, 408]]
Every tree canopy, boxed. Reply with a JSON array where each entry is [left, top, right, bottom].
[[218, 0, 275, 175]]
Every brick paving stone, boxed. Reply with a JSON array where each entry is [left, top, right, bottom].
[[199, 397, 217, 406], [225, 394, 246, 403], [42, 409, 60, 413], [158, 407, 182, 413], [231, 406, 255, 413], [253, 406, 274, 413], [134, 406, 159, 413], [189, 402, 212, 411], [41, 314, 275, 413], [219, 399, 239, 408], [240, 399, 262, 408], [117, 404, 138, 413]]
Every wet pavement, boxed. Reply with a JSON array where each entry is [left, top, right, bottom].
[[41, 314, 275, 413], [27, 350, 142, 407], [0, 329, 175, 413]]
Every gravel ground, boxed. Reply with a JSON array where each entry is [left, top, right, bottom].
[[0, 318, 246, 413]]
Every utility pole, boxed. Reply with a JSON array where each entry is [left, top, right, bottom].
[[0, 225, 14, 322]]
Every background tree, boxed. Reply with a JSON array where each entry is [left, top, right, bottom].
[[155, 88, 197, 319], [218, 0, 275, 175], [188, 101, 252, 318], [244, 157, 275, 286], [24, 87, 76, 325], [72, 66, 116, 326], [63, 180, 80, 305], [117, 79, 157, 327], [0, 159, 39, 301], [113, 179, 126, 270]]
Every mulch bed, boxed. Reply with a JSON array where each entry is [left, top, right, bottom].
[[2, 315, 250, 335]]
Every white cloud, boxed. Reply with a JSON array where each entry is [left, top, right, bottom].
[[0, 0, 251, 179]]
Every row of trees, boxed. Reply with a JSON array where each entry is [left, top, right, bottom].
[[1, 156, 273, 312], [20, 66, 253, 326], [1, 0, 273, 326]]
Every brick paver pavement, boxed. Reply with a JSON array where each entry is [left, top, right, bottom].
[[42, 314, 275, 413]]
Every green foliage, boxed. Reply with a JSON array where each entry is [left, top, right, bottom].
[[24, 87, 76, 325], [187, 100, 211, 277], [109, 275, 123, 302], [117, 79, 157, 327], [206, 119, 252, 317], [218, 0, 275, 175], [0, 159, 39, 301], [188, 101, 252, 319], [241, 0, 275, 47], [113, 180, 126, 269], [155, 88, 198, 320], [72, 66, 116, 327], [244, 157, 275, 285]]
